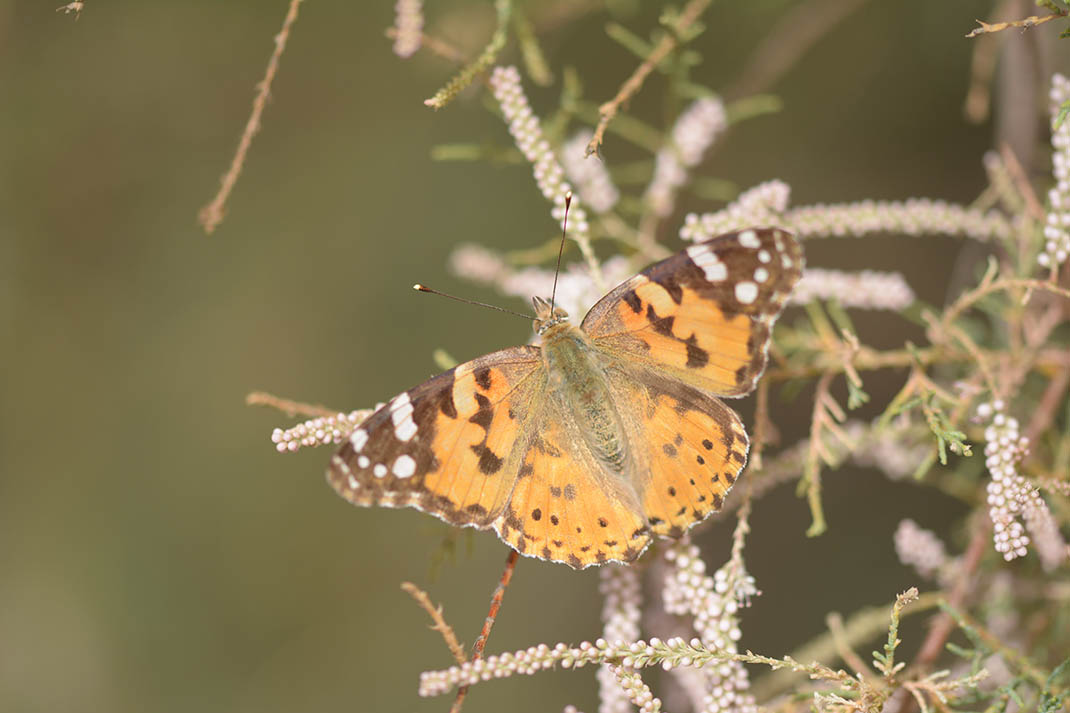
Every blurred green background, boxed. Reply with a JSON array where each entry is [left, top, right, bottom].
[[6, 1, 1061, 712]]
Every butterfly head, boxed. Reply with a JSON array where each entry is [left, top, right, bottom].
[[532, 296, 570, 335]]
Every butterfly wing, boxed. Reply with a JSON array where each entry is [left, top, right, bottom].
[[581, 228, 803, 397], [327, 346, 543, 529], [493, 397, 652, 568], [605, 361, 749, 537]]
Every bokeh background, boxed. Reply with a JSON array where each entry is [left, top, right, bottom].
[[7, 1, 1066, 712]]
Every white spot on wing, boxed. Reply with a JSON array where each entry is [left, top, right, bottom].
[[347, 475, 359, 490], [758, 249, 771, 263], [754, 267, 769, 283], [390, 392, 418, 442], [349, 428, 369, 452], [739, 230, 761, 249], [735, 281, 759, 304], [687, 245, 728, 281], [373, 463, 388, 478], [395, 418, 418, 442], [393, 454, 416, 478], [357, 455, 370, 468]]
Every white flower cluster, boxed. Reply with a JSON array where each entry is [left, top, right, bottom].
[[420, 642, 571, 697], [978, 401, 1066, 568], [680, 181, 790, 239], [609, 665, 662, 713], [271, 410, 371, 453], [448, 243, 508, 285], [791, 268, 915, 311], [419, 636, 741, 698], [392, 0, 423, 58], [448, 245, 635, 325], [786, 198, 1014, 242], [893, 519, 950, 580], [844, 420, 931, 479], [501, 256, 633, 322], [663, 543, 758, 713], [562, 130, 620, 214], [979, 400, 1032, 560], [1042, 73, 1070, 270], [489, 66, 590, 238], [680, 179, 1016, 244], [598, 566, 643, 713], [646, 98, 728, 217]]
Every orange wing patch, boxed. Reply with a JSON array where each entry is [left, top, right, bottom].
[[494, 409, 652, 568], [609, 365, 749, 537], [582, 228, 803, 397], [327, 347, 542, 528]]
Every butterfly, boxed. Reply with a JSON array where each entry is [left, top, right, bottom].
[[327, 228, 803, 568]]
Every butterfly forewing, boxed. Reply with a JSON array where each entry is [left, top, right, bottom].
[[327, 346, 542, 528], [581, 228, 803, 397]]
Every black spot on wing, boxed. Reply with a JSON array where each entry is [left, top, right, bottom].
[[438, 372, 458, 418], [472, 444, 503, 474], [474, 367, 493, 391], [685, 334, 709, 369], [646, 304, 675, 337], [622, 290, 642, 314], [469, 393, 493, 430]]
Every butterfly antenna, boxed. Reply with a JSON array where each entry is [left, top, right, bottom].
[[549, 191, 572, 312], [413, 284, 531, 320]]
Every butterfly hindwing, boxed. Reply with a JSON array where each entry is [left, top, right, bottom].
[[581, 228, 802, 397], [327, 346, 542, 528], [494, 401, 652, 568], [607, 363, 749, 537]]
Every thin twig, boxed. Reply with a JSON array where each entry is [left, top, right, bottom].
[[1025, 365, 1070, 444], [966, 9, 1068, 38], [826, 612, 876, 679], [750, 378, 773, 471], [56, 1, 84, 18], [963, 0, 1015, 123], [728, 0, 867, 99], [911, 522, 989, 668], [585, 0, 714, 156], [245, 390, 339, 419], [199, 0, 304, 234], [385, 27, 467, 64], [998, 143, 1045, 222], [401, 582, 467, 664], [450, 549, 520, 713]]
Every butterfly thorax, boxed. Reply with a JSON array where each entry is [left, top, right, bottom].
[[539, 319, 630, 474]]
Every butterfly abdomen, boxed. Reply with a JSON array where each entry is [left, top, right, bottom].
[[541, 324, 629, 473]]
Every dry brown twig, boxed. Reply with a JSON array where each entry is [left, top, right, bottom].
[[585, 0, 714, 157], [385, 27, 467, 64], [966, 8, 1068, 37], [401, 582, 467, 665], [56, 2, 84, 18], [450, 549, 520, 713], [728, 0, 867, 98], [245, 391, 339, 420], [199, 0, 304, 235], [998, 143, 1045, 222]]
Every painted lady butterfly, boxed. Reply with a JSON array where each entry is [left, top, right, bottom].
[[328, 228, 803, 568]]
